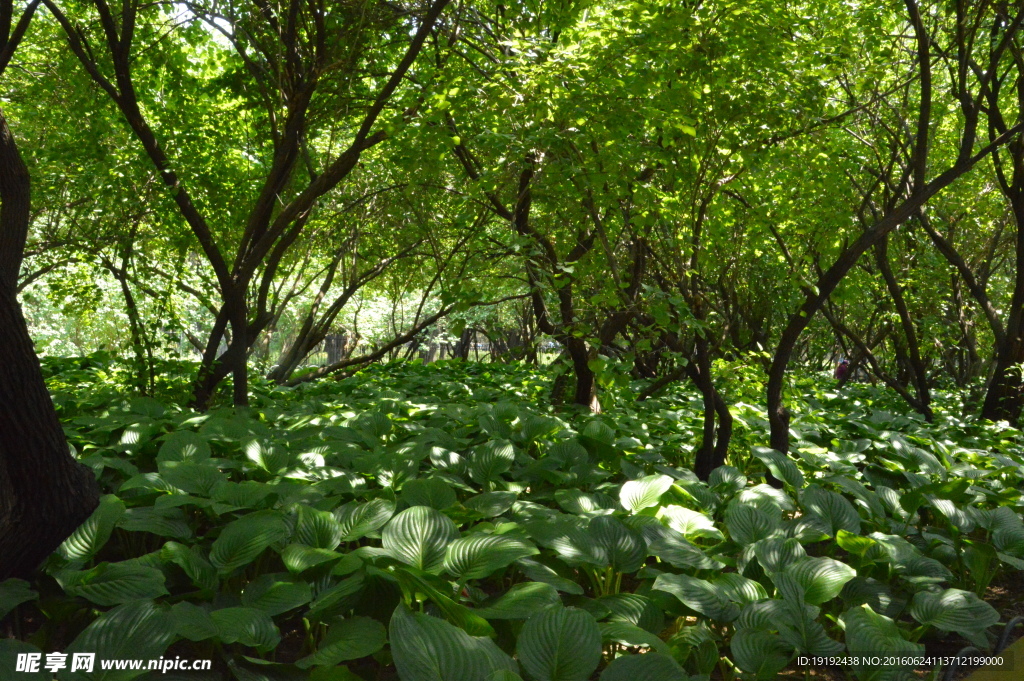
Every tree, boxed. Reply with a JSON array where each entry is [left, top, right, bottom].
[[0, 0, 98, 580]]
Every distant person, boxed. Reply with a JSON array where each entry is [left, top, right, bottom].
[[835, 358, 850, 381]]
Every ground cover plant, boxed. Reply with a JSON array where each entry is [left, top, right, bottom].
[[1, 358, 1022, 681]]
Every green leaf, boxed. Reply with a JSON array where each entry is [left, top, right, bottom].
[[280, 544, 342, 574], [588, 515, 646, 573], [209, 510, 290, 574], [295, 506, 344, 550], [335, 498, 395, 541], [517, 605, 602, 681], [157, 430, 212, 463], [475, 582, 562, 619], [470, 440, 516, 485], [909, 588, 999, 642], [725, 504, 780, 546], [464, 491, 518, 517], [117, 506, 192, 540], [598, 621, 669, 654], [619, 475, 673, 512], [161, 541, 218, 590], [752, 448, 804, 490], [402, 477, 459, 510], [61, 563, 168, 606], [0, 579, 37, 620], [782, 557, 856, 605], [730, 628, 793, 679], [211, 607, 281, 652], [296, 616, 387, 668], [241, 574, 312, 615], [801, 485, 861, 537], [170, 601, 219, 641], [600, 652, 688, 681], [382, 506, 459, 574], [842, 605, 924, 681], [390, 604, 517, 681], [444, 533, 538, 580], [658, 505, 724, 541], [58, 494, 125, 561], [652, 573, 764, 623], [61, 600, 176, 681], [0, 640, 48, 681]]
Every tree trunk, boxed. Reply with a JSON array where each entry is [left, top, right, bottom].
[[0, 109, 99, 579]]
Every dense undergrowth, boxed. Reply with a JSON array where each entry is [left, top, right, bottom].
[[1, 356, 1023, 681]]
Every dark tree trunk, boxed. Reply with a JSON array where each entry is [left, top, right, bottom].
[[0, 109, 99, 579]]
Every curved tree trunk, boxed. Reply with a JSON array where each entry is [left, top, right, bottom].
[[0, 108, 99, 579]]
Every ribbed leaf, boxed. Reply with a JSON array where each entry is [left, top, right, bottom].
[[752, 537, 806, 575], [117, 506, 192, 540], [209, 510, 290, 574], [402, 477, 459, 510], [619, 475, 673, 512], [657, 505, 723, 541], [280, 544, 342, 573], [170, 601, 218, 642], [730, 628, 793, 679], [709, 465, 747, 497], [842, 605, 923, 681], [62, 563, 168, 606], [517, 605, 602, 681], [211, 607, 281, 652], [296, 616, 387, 669], [390, 604, 517, 681], [335, 498, 396, 541], [598, 593, 664, 634], [444, 534, 538, 580], [598, 621, 669, 654], [555, 489, 617, 516], [464, 491, 518, 517], [295, 506, 344, 549], [61, 600, 176, 681], [588, 515, 646, 573], [156, 430, 212, 463], [161, 541, 218, 590], [752, 447, 804, 490], [0, 640, 48, 681], [476, 582, 562, 619], [647, 532, 723, 570], [382, 506, 459, 573], [599, 653, 688, 681], [515, 558, 584, 595], [801, 485, 861, 537], [158, 461, 225, 496], [652, 573, 761, 623], [909, 588, 999, 638], [58, 494, 125, 561], [725, 504, 779, 546], [470, 440, 516, 485], [782, 557, 856, 605], [241, 574, 312, 615], [0, 579, 37, 620]]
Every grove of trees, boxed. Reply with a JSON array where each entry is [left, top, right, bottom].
[[3, 0, 1024, 677]]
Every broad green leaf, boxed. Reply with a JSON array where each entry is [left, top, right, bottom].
[[295, 506, 344, 550], [752, 448, 804, 490], [598, 621, 669, 654], [444, 534, 538, 580], [657, 505, 723, 541], [296, 616, 387, 668], [211, 607, 281, 652], [619, 475, 673, 512], [909, 589, 999, 641], [390, 604, 517, 681], [517, 605, 601, 681], [61, 563, 168, 606], [464, 491, 518, 517], [730, 628, 793, 679], [210, 510, 290, 574], [61, 600, 176, 681], [0, 579, 37, 620], [470, 440, 516, 485], [335, 498, 395, 541], [782, 557, 856, 605], [588, 515, 646, 573], [0, 640, 48, 680], [156, 430, 212, 463], [402, 477, 459, 510], [382, 506, 459, 573], [599, 653, 688, 681], [475, 582, 561, 619], [241, 574, 312, 615], [58, 494, 125, 561], [161, 541, 218, 590], [842, 605, 924, 681]]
